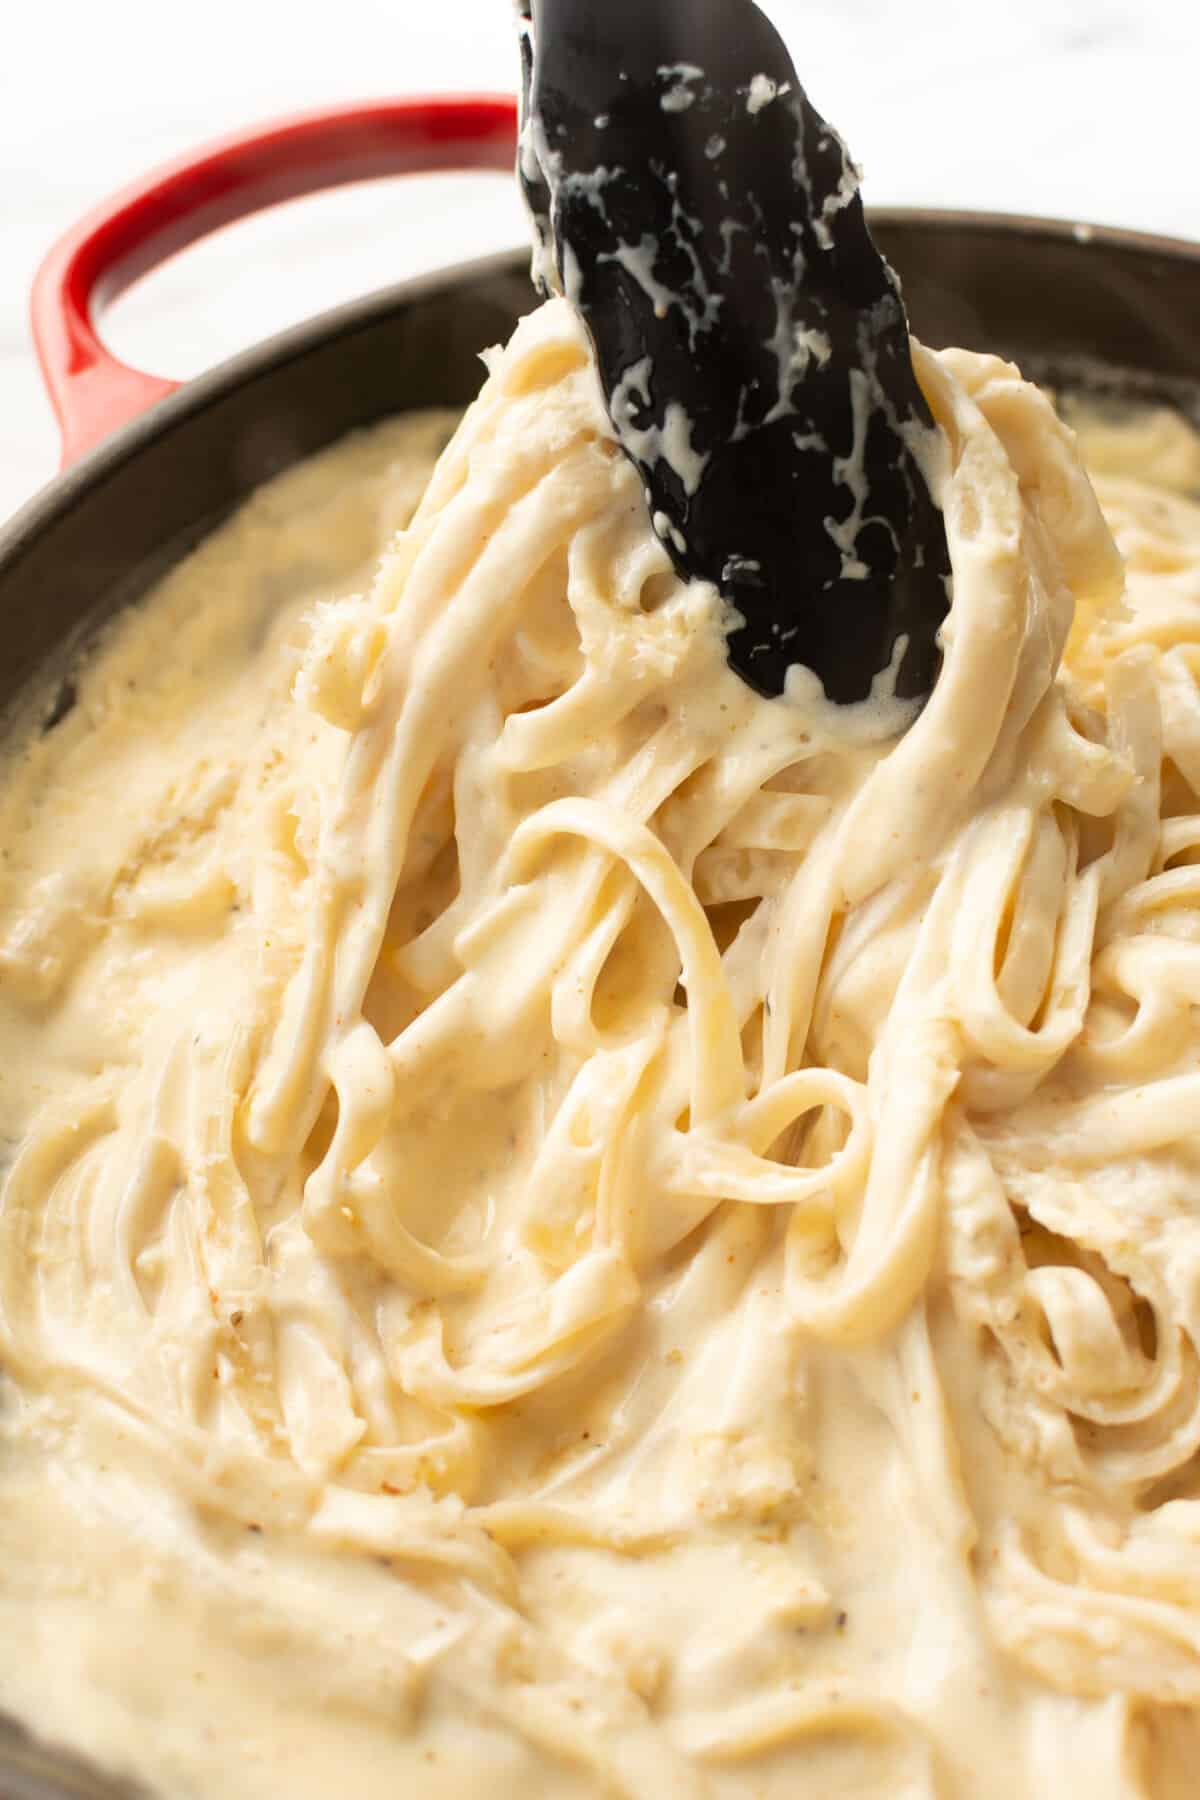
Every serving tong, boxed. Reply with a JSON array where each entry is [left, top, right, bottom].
[[516, 0, 951, 711]]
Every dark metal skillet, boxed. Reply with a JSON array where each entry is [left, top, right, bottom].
[[517, 0, 952, 711], [3, 89, 1200, 1800]]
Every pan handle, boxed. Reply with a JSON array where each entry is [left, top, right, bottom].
[[30, 95, 519, 468]]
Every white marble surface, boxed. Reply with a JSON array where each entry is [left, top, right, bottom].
[[2, 0, 1197, 524]]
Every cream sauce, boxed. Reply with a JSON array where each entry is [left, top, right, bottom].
[[1, 303, 1199, 1797]]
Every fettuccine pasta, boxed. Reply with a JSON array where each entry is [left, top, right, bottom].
[[1, 300, 1199, 1797]]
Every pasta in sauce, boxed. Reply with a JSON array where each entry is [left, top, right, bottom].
[[1, 300, 1200, 1797]]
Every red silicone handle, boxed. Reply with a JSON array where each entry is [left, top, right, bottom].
[[31, 95, 519, 468]]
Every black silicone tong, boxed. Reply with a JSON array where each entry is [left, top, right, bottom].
[[516, 0, 951, 711]]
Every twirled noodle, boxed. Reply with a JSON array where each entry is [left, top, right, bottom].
[[1, 304, 1200, 1797]]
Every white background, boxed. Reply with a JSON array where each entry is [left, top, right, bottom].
[[1, 0, 1196, 523]]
